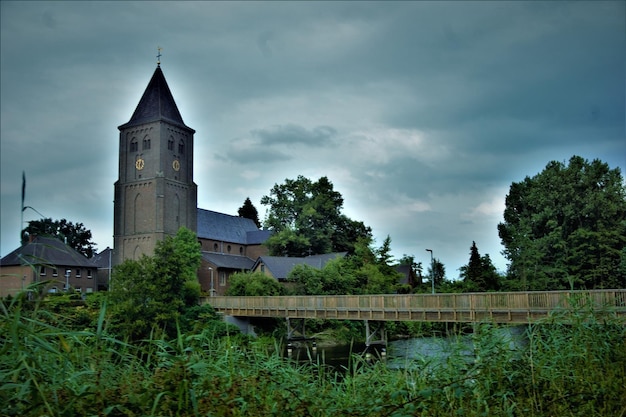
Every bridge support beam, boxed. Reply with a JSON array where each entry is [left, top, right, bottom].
[[364, 320, 386, 347], [286, 317, 307, 341]]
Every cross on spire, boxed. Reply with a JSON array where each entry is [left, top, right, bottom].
[[157, 46, 162, 66]]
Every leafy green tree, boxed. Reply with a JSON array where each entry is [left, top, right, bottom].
[[238, 197, 261, 228], [108, 227, 201, 340], [226, 271, 286, 296], [425, 258, 446, 291], [260, 175, 372, 256], [288, 237, 401, 295], [498, 156, 626, 290], [21, 218, 97, 258], [459, 242, 502, 292]]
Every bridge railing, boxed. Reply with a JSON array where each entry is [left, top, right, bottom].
[[203, 289, 626, 322]]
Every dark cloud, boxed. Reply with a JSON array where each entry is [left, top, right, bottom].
[[252, 124, 337, 146], [2, 1, 624, 276]]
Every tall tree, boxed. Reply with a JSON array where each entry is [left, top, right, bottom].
[[426, 258, 446, 290], [498, 156, 626, 290], [238, 197, 261, 228], [108, 227, 202, 340], [459, 242, 501, 291], [21, 218, 97, 258], [261, 175, 372, 256]]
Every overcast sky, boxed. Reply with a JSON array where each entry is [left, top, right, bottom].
[[1, 1, 624, 278]]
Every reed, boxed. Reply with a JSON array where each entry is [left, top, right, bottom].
[[1, 291, 624, 416]]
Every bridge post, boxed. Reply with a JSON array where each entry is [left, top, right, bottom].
[[364, 320, 387, 347], [286, 317, 307, 341]]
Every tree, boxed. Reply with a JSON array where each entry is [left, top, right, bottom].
[[426, 258, 446, 290], [21, 218, 97, 258], [108, 227, 202, 340], [459, 241, 501, 291], [498, 156, 626, 290], [226, 271, 286, 296], [287, 237, 402, 295], [260, 175, 372, 256], [238, 197, 261, 228]]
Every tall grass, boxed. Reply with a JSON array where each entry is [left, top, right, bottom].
[[1, 290, 624, 416]]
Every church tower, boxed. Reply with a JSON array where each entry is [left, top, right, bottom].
[[113, 64, 197, 266]]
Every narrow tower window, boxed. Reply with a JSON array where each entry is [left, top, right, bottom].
[[178, 140, 184, 155], [143, 137, 151, 150], [130, 139, 138, 152]]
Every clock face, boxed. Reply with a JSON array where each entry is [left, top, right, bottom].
[[135, 158, 145, 170], [172, 160, 180, 171]]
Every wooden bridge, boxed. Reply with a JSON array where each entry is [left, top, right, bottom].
[[203, 290, 626, 324]]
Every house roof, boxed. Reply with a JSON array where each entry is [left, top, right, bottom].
[[118, 66, 194, 132], [253, 252, 347, 280], [197, 209, 271, 244], [92, 247, 112, 268], [395, 264, 413, 285], [0, 236, 97, 268], [201, 252, 255, 270]]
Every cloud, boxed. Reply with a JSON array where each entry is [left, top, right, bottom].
[[1, 1, 624, 278], [252, 124, 337, 146]]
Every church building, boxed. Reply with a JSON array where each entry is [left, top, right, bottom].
[[113, 63, 270, 295]]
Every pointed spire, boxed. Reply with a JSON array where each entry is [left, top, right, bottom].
[[118, 65, 194, 131]]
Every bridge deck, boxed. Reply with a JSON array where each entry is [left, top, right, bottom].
[[202, 290, 626, 324]]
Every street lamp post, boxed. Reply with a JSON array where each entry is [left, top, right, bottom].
[[65, 269, 71, 292], [209, 267, 215, 297], [426, 249, 434, 294]]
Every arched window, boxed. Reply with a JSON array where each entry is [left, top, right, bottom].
[[130, 138, 138, 152], [178, 140, 184, 155], [143, 136, 151, 150], [168, 136, 174, 151]]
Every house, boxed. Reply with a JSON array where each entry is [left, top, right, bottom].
[[252, 252, 348, 282], [395, 263, 420, 292], [196, 209, 271, 296], [0, 236, 98, 297], [93, 247, 113, 291]]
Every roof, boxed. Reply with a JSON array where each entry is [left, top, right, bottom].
[[201, 252, 256, 270], [253, 252, 347, 280], [197, 209, 271, 244], [92, 247, 112, 268], [1, 236, 97, 268], [118, 66, 194, 132], [395, 264, 413, 285]]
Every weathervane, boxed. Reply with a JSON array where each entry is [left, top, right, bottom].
[[157, 46, 162, 66]]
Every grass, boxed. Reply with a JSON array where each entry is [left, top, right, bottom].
[[1, 290, 625, 417]]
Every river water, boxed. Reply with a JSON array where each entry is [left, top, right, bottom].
[[286, 325, 528, 372]]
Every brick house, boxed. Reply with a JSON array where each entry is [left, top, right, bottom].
[[0, 236, 98, 297]]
